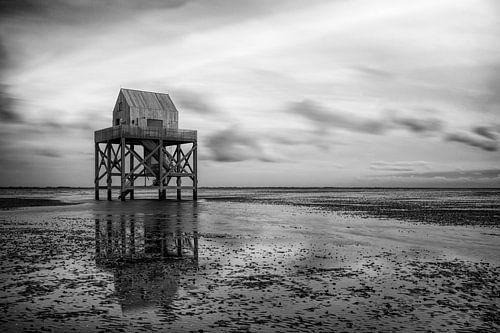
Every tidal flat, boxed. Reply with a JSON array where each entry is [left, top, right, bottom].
[[0, 188, 499, 332]]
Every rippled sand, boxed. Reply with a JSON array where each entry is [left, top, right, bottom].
[[0, 189, 499, 332]]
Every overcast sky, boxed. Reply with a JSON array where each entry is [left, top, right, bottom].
[[0, 0, 499, 187]]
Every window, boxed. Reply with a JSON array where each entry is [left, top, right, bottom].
[[118, 102, 123, 112], [115, 119, 120, 126], [147, 119, 163, 128]]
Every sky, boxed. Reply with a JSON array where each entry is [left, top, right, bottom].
[[0, 0, 499, 187]]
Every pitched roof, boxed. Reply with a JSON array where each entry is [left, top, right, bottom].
[[120, 88, 178, 112]]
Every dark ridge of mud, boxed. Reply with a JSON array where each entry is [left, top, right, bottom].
[[0, 198, 76, 209]]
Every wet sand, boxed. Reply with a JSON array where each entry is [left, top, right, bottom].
[[0, 190, 499, 332]]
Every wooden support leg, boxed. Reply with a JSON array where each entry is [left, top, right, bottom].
[[106, 142, 112, 201], [120, 137, 126, 201], [95, 143, 100, 200], [130, 144, 135, 200], [176, 144, 181, 201], [159, 139, 164, 201], [193, 142, 197, 201]]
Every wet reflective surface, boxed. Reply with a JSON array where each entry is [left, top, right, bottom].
[[0, 189, 499, 332], [95, 213, 199, 316]]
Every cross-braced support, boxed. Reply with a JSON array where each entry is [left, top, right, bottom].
[[95, 136, 197, 201]]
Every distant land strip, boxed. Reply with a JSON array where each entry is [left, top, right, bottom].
[[0, 198, 76, 210]]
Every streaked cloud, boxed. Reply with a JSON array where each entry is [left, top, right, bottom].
[[205, 127, 276, 163], [473, 126, 498, 140], [445, 132, 497, 152], [370, 161, 431, 172], [382, 169, 500, 180], [172, 89, 217, 115], [289, 100, 388, 134], [390, 113, 443, 134]]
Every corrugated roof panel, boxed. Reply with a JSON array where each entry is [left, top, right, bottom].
[[157, 94, 177, 112], [120, 88, 177, 112]]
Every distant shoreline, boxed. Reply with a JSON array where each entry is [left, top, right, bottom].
[[0, 198, 76, 210]]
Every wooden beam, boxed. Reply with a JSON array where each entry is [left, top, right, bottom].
[[163, 147, 175, 163], [158, 145, 194, 183], [159, 139, 164, 200], [94, 143, 99, 200], [164, 173, 195, 177], [110, 144, 119, 172], [164, 186, 195, 190], [193, 143, 197, 200], [130, 145, 135, 200], [174, 145, 194, 170], [179, 148, 194, 174], [106, 142, 112, 201], [126, 145, 158, 181], [120, 137, 126, 201], [176, 144, 181, 200]]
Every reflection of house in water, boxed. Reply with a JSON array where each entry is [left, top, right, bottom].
[[94, 205, 199, 314]]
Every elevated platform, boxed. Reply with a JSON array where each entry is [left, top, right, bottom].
[[94, 125, 197, 202], [95, 125, 197, 144]]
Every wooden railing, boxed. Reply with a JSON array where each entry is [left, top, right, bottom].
[[94, 125, 197, 142]]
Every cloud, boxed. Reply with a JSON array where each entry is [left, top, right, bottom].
[[0, 0, 46, 17], [0, 39, 22, 123], [173, 89, 216, 114], [36, 149, 61, 158], [205, 127, 275, 162], [445, 132, 497, 152], [473, 126, 497, 140], [370, 160, 431, 172], [290, 100, 387, 134], [390, 114, 442, 133], [354, 66, 394, 79], [380, 169, 500, 180], [0, 89, 21, 123], [0, 0, 190, 22]]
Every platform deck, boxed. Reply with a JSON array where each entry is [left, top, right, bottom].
[[94, 125, 197, 144]]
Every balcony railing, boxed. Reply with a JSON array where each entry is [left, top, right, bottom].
[[94, 125, 197, 142]]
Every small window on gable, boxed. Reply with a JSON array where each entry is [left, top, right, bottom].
[[132, 120, 135, 125], [118, 102, 123, 112]]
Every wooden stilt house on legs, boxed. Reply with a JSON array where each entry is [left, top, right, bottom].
[[94, 88, 197, 201]]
